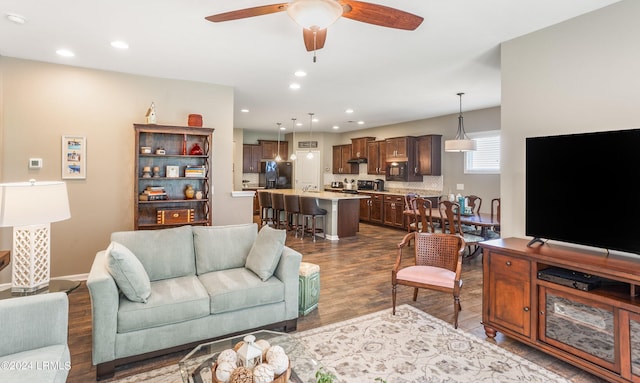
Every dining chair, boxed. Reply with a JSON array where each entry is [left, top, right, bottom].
[[392, 231, 466, 328], [403, 193, 419, 235], [487, 198, 501, 238], [462, 195, 482, 233], [438, 200, 485, 258]]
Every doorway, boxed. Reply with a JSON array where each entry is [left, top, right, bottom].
[[294, 150, 321, 191]]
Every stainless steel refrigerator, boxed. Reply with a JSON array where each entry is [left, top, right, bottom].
[[259, 160, 292, 189]]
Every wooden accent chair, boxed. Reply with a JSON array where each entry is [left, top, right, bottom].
[[438, 200, 485, 257], [392, 231, 466, 328]]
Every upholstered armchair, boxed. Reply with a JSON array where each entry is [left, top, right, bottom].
[[0, 292, 70, 383]]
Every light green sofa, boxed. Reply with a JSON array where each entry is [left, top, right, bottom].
[[87, 223, 301, 380], [0, 292, 70, 383]]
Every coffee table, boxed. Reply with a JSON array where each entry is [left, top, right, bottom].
[[179, 330, 320, 383]]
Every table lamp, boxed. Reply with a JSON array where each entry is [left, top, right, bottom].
[[0, 180, 70, 293]]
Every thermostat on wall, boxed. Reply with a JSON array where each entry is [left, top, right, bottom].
[[29, 158, 43, 169]]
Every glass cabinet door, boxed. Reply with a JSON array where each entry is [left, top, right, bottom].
[[539, 287, 617, 372]]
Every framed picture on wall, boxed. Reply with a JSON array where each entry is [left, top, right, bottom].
[[62, 135, 86, 179]]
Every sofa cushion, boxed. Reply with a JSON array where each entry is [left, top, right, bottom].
[[117, 275, 210, 333], [245, 226, 286, 281], [198, 268, 285, 314], [193, 223, 258, 275], [111, 225, 195, 281], [106, 241, 151, 303]]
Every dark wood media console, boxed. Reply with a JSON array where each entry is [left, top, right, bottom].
[[480, 238, 640, 383]]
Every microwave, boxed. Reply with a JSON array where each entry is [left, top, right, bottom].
[[386, 161, 408, 181]]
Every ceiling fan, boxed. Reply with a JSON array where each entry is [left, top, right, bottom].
[[205, 0, 423, 58]]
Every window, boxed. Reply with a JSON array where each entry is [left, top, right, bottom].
[[464, 130, 500, 174]]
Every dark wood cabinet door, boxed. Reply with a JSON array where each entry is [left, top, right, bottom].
[[260, 140, 277, 159], [383, 195, 404, 228], [359, 197, 371, 221], [367, 141, 386, 175], [242, 144, 261, 173], [370, 194, 384, 223], [351, 137, 374, 159], [416, 135, 442, 176], [485, 251, 531, 338]]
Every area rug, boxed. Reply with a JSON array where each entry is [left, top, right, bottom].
[[110, 304, 571, 383]]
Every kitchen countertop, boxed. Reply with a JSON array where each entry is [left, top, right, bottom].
[[323, 186, 442, 198], [259, 188, 370, 201]]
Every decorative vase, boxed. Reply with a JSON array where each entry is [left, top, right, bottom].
[[190, 143, 204, 155], [184, 185, 195, 199], [188, 114, 203, 127]]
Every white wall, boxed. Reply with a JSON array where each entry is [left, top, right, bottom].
[[0, 57, 252, 281], [501, 0, 640, 241]]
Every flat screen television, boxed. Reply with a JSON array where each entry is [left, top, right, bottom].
[[526, 128, 640, 255]]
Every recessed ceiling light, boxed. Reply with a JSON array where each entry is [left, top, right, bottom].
[[289, 83, 301, 90], [345, 108, 354, 114], [332, 125, 340, 130], [6, 13, 26, 24], [240, 109, 250, 113], [56, 49, 75, 57], [294, 70, 307, 77], [280, 126, 286, 131], [312, 118, 318, 123], [357, 121, 365, 125], [296, 122, 303, 126], [110, 41, 129, 49]]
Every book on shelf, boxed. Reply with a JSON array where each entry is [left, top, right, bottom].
[[139, 193, 168, 201], [185, 165, 206, 178]]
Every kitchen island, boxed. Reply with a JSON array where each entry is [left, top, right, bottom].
[[260, 189, 370, 240]]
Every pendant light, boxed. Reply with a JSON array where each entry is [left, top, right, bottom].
[[275, 122, 282, 162], [444, 92, 477, 152], [289, 118, 297, 161], [306, 113, 314, 159]]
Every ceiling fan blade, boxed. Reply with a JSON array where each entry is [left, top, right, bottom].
[[339, 0, 423, 30], [303, 28, 327, 52], [205, 3, 288, 23]]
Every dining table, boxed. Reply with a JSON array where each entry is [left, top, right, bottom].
[[407, 209, 499, 239]]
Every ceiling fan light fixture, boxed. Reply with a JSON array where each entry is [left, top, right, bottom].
[[287, 0, 343, 30]]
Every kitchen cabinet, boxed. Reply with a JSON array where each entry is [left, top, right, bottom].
[[242, 144, 262, 173], [332, 144, 358, 174], [415, 135, 442, 176], [359, 193, 384, 224], [134, 124, 213, 230], [367, 140, 387, 175], [385, 136, 415, 161], [481, 237, 640, 383], [259, 140, 288, 160], [351, 137, 375, 159], [383, 195, 405, 228]]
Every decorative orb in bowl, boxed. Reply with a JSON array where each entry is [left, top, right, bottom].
[[211, 362, 291, 383]]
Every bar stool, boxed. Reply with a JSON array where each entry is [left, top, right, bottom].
[[299, 196, 327, 242], [284, 194, 302, 237], [270, 192, 286, 229], [257, 191, 274, 227]]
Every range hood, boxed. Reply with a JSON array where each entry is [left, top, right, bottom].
[[347, 157, 368, 164]]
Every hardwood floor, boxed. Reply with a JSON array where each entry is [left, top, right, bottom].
[[65, 222, 605, 383]]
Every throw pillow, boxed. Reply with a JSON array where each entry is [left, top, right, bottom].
[[106, 241, 151, 303], [245, 226, 286, 281]]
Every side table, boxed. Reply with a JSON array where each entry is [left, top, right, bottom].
[[0, 279, 81, 300]]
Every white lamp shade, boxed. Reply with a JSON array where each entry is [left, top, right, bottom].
[[444, 139, 477, 152], [0, 181, 71, 227], [287, 0, 343, 30]]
